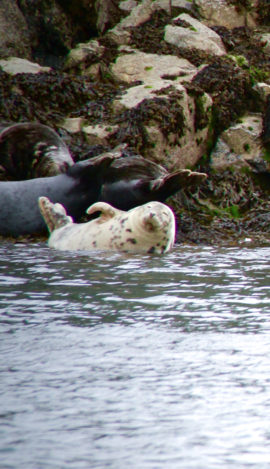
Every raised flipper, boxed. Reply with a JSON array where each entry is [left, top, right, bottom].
[[86, 202, 119, 223], [149, 169, 207, 199], [38, 196, 73, 233], [100, 155, 207, 210]]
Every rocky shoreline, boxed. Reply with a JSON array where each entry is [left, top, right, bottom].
[[0, 0, 269, 245]]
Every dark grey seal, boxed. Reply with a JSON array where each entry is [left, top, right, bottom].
[[0, 122, 74, 180], [100, 155, 207, 211], [0, 153, 115, 236], [0, 123, 207, 236]]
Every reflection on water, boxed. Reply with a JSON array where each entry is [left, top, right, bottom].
[[0, 242, 270, 468]]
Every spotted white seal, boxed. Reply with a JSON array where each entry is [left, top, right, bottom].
[[39, 196, 176, 254]]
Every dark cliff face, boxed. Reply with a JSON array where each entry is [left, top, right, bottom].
[[14, 0, 125, 67], [16, 0, 98, 67], [0, 0, 31, 59]]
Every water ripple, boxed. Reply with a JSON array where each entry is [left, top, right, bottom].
[[1, 242, 270, 468]]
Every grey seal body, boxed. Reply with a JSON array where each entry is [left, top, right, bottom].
[[39, 197, 176, 254], [0, 154, 115, 236], [0, 123, 207, 237], [100, 155, 207, 210]]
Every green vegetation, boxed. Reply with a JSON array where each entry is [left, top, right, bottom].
[[243, 143, 250, 152], [228, 54, 269, 85], [262, 148, 270, 162]]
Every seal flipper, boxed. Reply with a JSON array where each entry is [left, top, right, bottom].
[[38, 196, 73, 233], [149, 169, 207, 199], [86, 202, 119, 223], [66, 150, 122, 182]]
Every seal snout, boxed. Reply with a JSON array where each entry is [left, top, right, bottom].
[[142, 208, 168, 232]]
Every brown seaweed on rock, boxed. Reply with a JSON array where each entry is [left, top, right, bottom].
[[0, 69, 121, 129], [191, 56, 259, 138], [111, 91, 185, 155], [129, 10, 213, 68]]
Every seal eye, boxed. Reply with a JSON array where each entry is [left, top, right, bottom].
[[143, 212, 162, 232], [144, 219, 155, 232]]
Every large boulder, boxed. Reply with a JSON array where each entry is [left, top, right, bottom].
[[0, 0, 31, 58], [210, 114, 263, 170], [0, 57, 51, 75], [164, 13, 227, 56], [109, 49, 212, 169], [194, 0, 258, 28]]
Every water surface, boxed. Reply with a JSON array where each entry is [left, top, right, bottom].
[[1, 242, 270, 468]]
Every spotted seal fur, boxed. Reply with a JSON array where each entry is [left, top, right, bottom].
[[39, 196, 176, 254]]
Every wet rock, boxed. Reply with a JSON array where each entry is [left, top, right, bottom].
[[210, 114, 263, 170], [260, 33, 270, 53], [82, 124, 119, 145], [61, 118, 85, 134], [63, 39, 105, 73], [106, 0, 171, 45], [194, 0, 257, 29], [0, 57, 51, 75], [0, 0, 31, 59], [253, 82, 270, 102], [164, 13, 227, 56], [110, 49, 197, 84]]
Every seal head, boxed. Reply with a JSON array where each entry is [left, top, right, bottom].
[[0, 122, 74, 180]]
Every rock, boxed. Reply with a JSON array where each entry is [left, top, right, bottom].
[[110, 48, 212, 169], [164, 13, 227, 56], [64, 39, 105, 71], [262, 95, 270, 146], [194, 0, 257, 29], [260, 33, 270, 54], [110, 49, 197, 84], [0, 58, 51, 75], [96, 0, 125, 33], [211, 114, 263, 170], [61, 118, 85, 134], [119, 0, 138, 13], [0, 0, 31, 58], [0, 0, 268, 244], [112, 86, 212, 170], [210, 139, 242, 170], [83, 124, 119, 145], [253, 82, 270, 102], [106, 0, 171, 44], [18, 0, 98, 64]]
